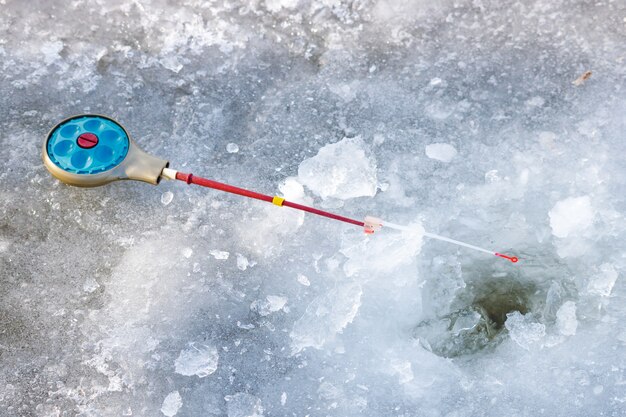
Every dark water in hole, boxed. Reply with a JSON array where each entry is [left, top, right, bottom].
[[415, 253, 577, 358]]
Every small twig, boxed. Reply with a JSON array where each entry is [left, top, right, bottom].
[[572, 70, 592, 86]]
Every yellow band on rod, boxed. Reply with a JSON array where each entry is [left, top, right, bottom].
[[272, 196, 285, 206]]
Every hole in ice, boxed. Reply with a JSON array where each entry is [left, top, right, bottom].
[[414, 254, 576, 358], [413, 281, 534, 358]]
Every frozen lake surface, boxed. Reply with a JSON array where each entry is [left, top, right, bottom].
[[1, 0, 625, 416]]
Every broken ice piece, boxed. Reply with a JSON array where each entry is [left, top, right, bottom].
[[161, 191, 174, 205], [505, 311, 545, 350], [452, 309, 482, 334], [425, 143, 457, 163], [209, 250, 229, 260], [174, 344, 219, 378], [161, 391, 182, 417]]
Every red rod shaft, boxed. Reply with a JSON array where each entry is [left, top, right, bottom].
[[175, 172, 365, 228], [282, 200, 364, 227]]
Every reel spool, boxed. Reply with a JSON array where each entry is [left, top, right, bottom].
[[42, 114, 168, 187]]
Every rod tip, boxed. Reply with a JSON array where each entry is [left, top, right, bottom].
[[495, 253, 519, 263]]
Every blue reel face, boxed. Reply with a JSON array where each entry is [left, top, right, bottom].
[[46, 115, 130, 175]]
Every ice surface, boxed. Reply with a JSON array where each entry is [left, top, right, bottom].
[[161, 391, 183, 417], [2, 0, 626, 416], [174, 344, 219, 377], [297, 136, 377, 200], [425, 143, 457, 163]]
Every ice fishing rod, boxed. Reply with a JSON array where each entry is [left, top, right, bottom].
[[42, 114, 518, 263]]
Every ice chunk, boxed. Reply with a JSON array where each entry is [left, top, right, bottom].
[[182, 247, 193, 258], [250, 295, 287, 316], [267, 295, 287, 311], [297, 273, 310, 286], [161, 191, 174, 206], [226, 143, 239, 153], [543, 281, 564, 320], [587, 263, 618, 297], [174, 344, 219, 378], [317, 381, 343, 401], [160, 55, 183, 73], [83, 277, 100, 293], [297, 137, 377, 200], [425, 143, 457, 163], [505, 312, 545, 350], [278, 177, 307, 202], [290, 282, 362, 352], [161, 391, 182, 417], [236, 253, 250, 270], [452, 310, 481, 334], [556, 301, 578, 336], [225, 393, 264, 417], [429, 77, 443, 86], [209, 250, 230, 260], [549, 196, 594, 238], [484, 169, 501, 183]]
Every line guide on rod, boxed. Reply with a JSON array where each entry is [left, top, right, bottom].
[[42, 114, 519, 263]]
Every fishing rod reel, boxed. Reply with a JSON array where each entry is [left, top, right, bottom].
[[43, 114, 168, 187]]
